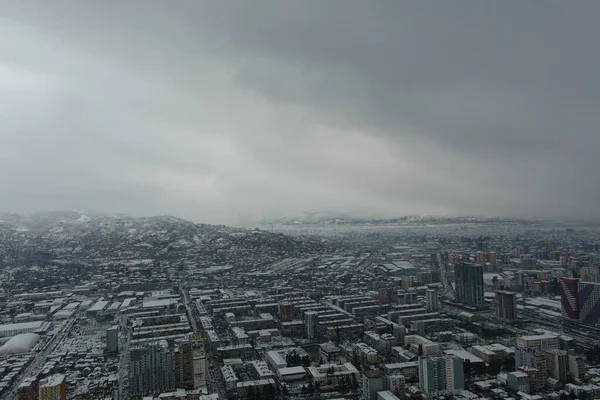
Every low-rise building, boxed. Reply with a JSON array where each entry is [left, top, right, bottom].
[[306, 362, 359, 385]]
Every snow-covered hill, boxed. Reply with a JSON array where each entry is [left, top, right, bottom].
[[0, 212, 325, 268]]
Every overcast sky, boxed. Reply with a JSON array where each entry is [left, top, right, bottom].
[[1, 1, 599, 225]]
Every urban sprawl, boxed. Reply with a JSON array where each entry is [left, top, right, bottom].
[[1, 213, 600, 400]]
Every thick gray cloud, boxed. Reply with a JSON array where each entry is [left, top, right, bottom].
[[1, 1, 599, 224]]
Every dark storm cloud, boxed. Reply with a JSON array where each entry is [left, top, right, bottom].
[[1, 1, 599, 223]]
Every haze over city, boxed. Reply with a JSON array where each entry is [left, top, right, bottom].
[[3, 3, 600, 400], [2, 1, 600, 225]]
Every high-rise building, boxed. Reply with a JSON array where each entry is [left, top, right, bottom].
[[488, 252, 497, 265], [545, 349, 568, 382], [362, 370, 385, 400], [378, 287, 397, 304], [476, 251, 486, 266], [106, 325, 118, 354], [175, 336, 195, 389], [560, 278, 580, 321], [521, 254, 536, 269], [578, 281, 600, 326], [38, 374, 66, 400], [495, 291, 517, 324], [454, 263, 484, 308], [515, 334, 559, 392], [305, 311, 318, 340], [426, 289, 439, 311], [386, 374, 405, 398], [476, 241, 489, 253], [516, 270, 525, 288], [515, 247, 524, 258], [418, 355, 464, 395], [129, 340, 175, 396]]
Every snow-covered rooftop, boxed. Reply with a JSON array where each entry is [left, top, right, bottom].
[[0, 333, 40, 355]]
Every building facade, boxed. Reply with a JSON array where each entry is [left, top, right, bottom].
[[305, 311, 318, 340], [129, 340, 176, 396], [426, 289, 439, 311], [106, 325, 119, 354], [578, 281, 600, 326], [418, 355, 464, 396], [546, 349, 568, 382], [515, 334, 559, 392], [38, 374, 66, 400], [362, 370, 385, 400], [495, 290, 517, 324], [175, 336, 195, 389], [560, 277, 580, 321], [454, 263, 484, 308]]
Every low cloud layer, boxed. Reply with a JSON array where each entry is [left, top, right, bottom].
[[1, 1, 599, 224]]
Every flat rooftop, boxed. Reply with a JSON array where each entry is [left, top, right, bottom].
[[0, 321, 45, 333]]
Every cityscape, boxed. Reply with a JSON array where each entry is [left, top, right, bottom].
[[0, 212, 599, 400], [3, 1, 600, 400]]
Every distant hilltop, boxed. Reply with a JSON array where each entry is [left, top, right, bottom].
[[0, 211, 326, 269], [258, 212, 551, 227]]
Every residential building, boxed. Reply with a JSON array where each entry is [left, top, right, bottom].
[[129, 340, 176, 396], [363, 370, 385, 400], [545, 349, 568, 382], [106, 325, 119, 354], [495, 290, 517, 323], [386, 374, 405, 398], [426, 289, 439, 311], [404, 335, 441, 356], [17, 377, 38, 400], [454, 263, 484, 307], [507, 371, 530, 393], [221, 365, 239, 391], [515, 334, 559, 392], [38, 374, 66, 400], [418, 355, 464, 395], [307, 362, 359, 385], [175, 336, 194, 389], [305, 311, 318, 340]]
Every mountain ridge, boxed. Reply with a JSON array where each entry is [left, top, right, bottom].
[[0, 211, 326, 269]]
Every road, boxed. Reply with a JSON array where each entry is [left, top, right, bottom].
[[181, 285, 227, 396], [181, 285, 203, 334], [5, 317, 76, 399], [117, 314, 131, 400]]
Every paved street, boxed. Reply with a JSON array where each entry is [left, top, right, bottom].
[[117, 315, 131, 400]]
